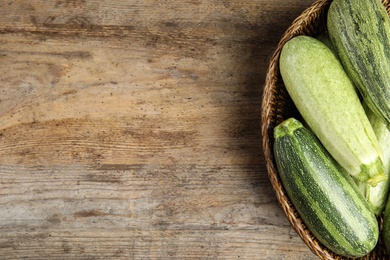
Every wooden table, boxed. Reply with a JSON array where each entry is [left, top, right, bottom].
[[0, 1, 318, 259]]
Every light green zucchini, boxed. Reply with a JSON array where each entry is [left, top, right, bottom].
[[274, 118, 378, 258], [327, 0, 390, 129], [279, 35, 385, 186], [355, 103, 390, 216], [316, 32, 390, 215]]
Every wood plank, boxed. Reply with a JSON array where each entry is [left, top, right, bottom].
[[0, 164, 281, 229], [0, 230, 316, 259], [0, 164, 314, 259]]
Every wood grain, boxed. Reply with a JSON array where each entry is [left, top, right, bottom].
[[0, 0, 318, 259]]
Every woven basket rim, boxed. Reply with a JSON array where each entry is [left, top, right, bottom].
[[261, 0, 390, 259]]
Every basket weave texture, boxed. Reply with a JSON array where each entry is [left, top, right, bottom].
[[261, 0, 390, 259]]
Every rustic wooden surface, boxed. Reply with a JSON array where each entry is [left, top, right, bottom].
[[0, 0, 318, 259]]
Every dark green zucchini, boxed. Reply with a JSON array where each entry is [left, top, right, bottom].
[[327, 0, 390, 129], [274, 118, 378, 258]]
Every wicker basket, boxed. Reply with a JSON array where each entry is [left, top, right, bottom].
[[261, 0, 390, 259]]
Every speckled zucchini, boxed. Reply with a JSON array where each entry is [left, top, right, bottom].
[[327, 0, 390, 129], [274, 118, 378, 258], [279, 35, 385, 186]]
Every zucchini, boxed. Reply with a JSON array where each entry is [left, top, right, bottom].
[[316, 32, 390, 215], [274, 118, 378, 258], [327, 0, 390, 129], [375, 104, 390, 251], [279, 35, 385, 186], [355, 103, 390, 216]]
